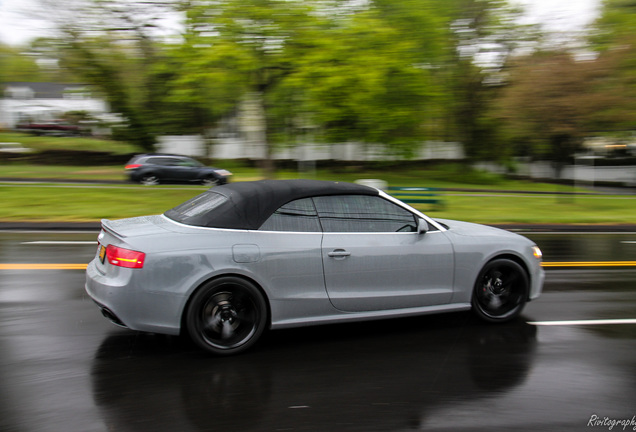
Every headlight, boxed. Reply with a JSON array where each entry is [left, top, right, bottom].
[[532, 246, 543, 260], [214, 169, 233, 176]]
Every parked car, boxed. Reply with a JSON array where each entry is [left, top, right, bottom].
[[16, 120, 82, 136], [125, 154, 232, 186], [85, 179, 544, 355]]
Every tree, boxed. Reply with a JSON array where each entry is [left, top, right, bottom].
[[494, 0, 636, 171], [588, 0, 636, 137], [20, 0, 555, 168], [171, 0, 336, 177], [28, 0, 180, 151], [495, 50, 636, 174], [591, 0, 636, 50], [291, 0, 537, 161], [149, 42, 250, 136], [167, 0, 540, 168], [0, 44, 46, 82], [281, 4, 446, 159]]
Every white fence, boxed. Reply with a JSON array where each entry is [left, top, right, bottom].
[[476, 161, 636, 187], [156, 135, 465, 162]]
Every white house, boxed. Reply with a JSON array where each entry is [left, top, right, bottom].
[[0, 82, 109, 129]]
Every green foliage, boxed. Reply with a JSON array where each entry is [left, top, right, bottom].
[[443, 0, 537, 161], [0, 132, 137, 154], [61, 37, 157, 151], [150, 41, 253, 135], [591, 0, 636, 50], [166, 0, 528, 164], [287, 6, 445, 158], [0, 44, 46, 82], [494, 49, 636, 168], [17, 0, 632, 170], [171, 0, 333, 176], [587, 0, 636, 137]]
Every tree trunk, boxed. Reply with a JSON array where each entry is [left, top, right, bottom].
[[242, 92, 275, 179]]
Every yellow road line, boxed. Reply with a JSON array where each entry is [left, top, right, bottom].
[[542, 261, 636, 267], [0, 263, 88, 270]]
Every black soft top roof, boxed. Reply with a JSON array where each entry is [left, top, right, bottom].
[[164, 179, 379, 229]]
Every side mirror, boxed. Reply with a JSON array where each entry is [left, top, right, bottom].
[[418, 219, 429, 234]]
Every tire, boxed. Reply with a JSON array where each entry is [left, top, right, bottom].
[[472, 258, 529, 323], [201, 176, 220, 187], [140, 174, 160, 186], [186, 277, 268, 355]]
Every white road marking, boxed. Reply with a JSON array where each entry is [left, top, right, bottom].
[[21, 241, 97, 245], [622, 241, 636, 244], [528, 319, 636, 326]]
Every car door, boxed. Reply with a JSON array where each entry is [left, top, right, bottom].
[[256, 198, 327, 321], [316, 195, 455, 312], [164, 157, 197, 182]]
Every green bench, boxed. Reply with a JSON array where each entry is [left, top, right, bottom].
[[388, 186, 444, 210]]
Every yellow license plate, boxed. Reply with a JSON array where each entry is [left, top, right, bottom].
[[99, 244, 106, 264]]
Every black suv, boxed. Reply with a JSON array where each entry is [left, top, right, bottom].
[[125, 154, 232, 186]]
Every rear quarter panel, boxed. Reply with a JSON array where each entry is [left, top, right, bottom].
[[127, 226, 334, 329]]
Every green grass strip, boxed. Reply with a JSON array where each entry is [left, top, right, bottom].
[[1, 183, 635, 224]]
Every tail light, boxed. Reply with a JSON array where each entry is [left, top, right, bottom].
[[125, 164, 141, 170], [106, 245, 145, 269]]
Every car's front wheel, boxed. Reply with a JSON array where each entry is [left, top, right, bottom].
[[186, 277, 267, 355], [472, 259, 529, 322]]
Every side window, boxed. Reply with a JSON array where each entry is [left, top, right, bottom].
[[149, 157, 172, 166], [313, 195, 417, 233], [178, 158, 198, 167], [165, 158, 183, 166], [259, 198, 321, 232]]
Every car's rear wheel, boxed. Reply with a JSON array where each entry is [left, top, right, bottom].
[[140, 174, 159, 185], [472, 259, 529, 322], [186, 277, 267, 355], [201, 175, 219, 187]]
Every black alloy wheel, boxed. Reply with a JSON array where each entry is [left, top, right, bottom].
[[201, 175, 220, 187], [472, 258, 529, 322], [186, 277, 267, 355], [140, 174, 160, 185]]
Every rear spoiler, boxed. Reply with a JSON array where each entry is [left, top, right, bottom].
[[101, 219, 127, 239]]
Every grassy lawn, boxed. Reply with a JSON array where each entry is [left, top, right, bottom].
[[1, 154, 634, 224], [0, 132, 137, 154], [418, 193, 636, 225], [0, 164, 126, 181], [0, 184, 205, 222], [1, 181, 634, 224]]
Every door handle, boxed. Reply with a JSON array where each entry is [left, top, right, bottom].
[[328, 249, 351, 258]]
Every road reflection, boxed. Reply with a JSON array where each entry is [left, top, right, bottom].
[[2, 231, 635, 430], [525, 233, 636, 263], [91, 314, 537, 431]]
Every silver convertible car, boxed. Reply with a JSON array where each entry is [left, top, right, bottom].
[[86, 179, 544, 355]]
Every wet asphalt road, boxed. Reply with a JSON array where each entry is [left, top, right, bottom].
[[1, 230, 636, 432]]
